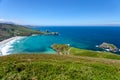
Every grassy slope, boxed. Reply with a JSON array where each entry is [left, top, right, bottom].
[[1, 48, 120, 80], [0, 23, 42, 41], [70, 47, 120, 60]]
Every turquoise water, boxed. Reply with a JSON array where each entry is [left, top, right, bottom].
[[10, 26, 120, 54], [11, 35, 87, 54]]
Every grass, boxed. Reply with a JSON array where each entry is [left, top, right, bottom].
[[1, 53, 120, 80], [70, 47, 120, 60], [1, 48, 120, 79]]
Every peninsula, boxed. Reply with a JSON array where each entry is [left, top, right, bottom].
[[0, 23, 42, 41]]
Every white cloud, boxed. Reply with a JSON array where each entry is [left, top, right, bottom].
[[0, 18, 5, 21], [0, 18, 14, 23], [1, 18, 120, 26], [0, 18, 29, 25]]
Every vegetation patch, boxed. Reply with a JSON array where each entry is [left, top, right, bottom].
[[0, 23, 42, 41], [1, 54, 120, 80], [70, 47, 120, 60]]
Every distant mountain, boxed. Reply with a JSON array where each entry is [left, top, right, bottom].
[[23, 25, 36, 28], [0, 21, 15, 25], [0, 23, 42, 41]]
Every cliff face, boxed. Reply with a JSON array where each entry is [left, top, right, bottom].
[[0, 23, 42, 41], [98, 42, 118, 52]]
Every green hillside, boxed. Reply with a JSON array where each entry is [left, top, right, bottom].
[[1, 48, 120, 80], [0, 23, 42, 41], [70, 47, 120, 60]]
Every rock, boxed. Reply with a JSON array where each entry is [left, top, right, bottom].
[[51, 32, 59, 35], [44, 31, 59, 35], [98, 42, 118, 52], [51, 44, 70, 55]]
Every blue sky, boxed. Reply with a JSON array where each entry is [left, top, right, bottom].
[[0, 0, 120, 25]]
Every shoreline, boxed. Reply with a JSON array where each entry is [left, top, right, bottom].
[[0, 37, 20, 46], [0, 36, 26, 56]]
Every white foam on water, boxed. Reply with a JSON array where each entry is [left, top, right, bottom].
[[96, 45, 99, 47], [105, 49, 110, 52], [0, 37, 25, 56], [119, 49, 120, 51]]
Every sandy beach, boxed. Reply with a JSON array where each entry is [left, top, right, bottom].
[[0, 36, 25, 56], [0, 37, 19, 46]]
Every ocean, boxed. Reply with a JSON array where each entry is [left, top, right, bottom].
[[2, 26, 120, 55]]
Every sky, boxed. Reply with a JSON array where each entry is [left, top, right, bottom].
[[0, 0, 120, 26]]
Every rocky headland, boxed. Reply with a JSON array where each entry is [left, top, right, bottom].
[[98, 42, 119, 52]]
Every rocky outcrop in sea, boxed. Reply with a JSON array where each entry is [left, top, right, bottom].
[[98, 42, 119, 52]]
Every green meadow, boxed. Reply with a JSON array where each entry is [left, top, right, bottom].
[[1, 48, 120, 80]]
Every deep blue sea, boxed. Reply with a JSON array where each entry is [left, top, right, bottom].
[[10, 26, 120, 54]]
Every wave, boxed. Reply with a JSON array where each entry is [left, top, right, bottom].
[[0, 37, 25, 56]]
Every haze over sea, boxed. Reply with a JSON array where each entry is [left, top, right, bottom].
[[4, 26, 120, 55]]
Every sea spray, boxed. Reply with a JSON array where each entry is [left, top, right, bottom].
[[0, 37, 26, 56]]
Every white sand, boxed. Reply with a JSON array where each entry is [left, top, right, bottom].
[[0, 36, 25, 56]]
